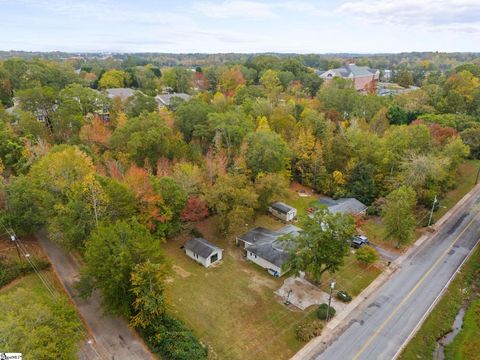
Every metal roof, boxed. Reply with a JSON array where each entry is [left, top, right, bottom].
[[155, 93, 192, 106], [270, 202, 296, 215], [318, 197, 367, 215], [184, 237, 222, 259]]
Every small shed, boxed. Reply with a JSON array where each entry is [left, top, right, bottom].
[[184, 238, 223, 268], [269, 202, 297, 222]]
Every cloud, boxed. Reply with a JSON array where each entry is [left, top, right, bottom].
[[192, 0, 327, 19], [338, 0, 480, 32]]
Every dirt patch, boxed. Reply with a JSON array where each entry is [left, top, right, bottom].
[[249, 273, 277, 292], [173, 265, 191, 278], [290, 182, 316, 196]]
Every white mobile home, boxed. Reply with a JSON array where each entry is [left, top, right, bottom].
[[184, 238, 223, 268], [269, 202, 297, 222]]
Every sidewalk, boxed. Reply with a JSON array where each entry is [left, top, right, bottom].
[[292, 184, 480, 360], [36, 230, 154, 360]]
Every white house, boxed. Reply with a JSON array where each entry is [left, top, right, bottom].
[[237, 225, 301, 277], [269, 202, 297, 222], [317, 197, 368, 216], [183, 237, 223, 268]]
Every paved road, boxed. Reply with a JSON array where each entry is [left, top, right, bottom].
[[311, 187, 480, 360], [36, 231, 154, 360]]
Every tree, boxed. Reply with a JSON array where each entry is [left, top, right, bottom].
[[206, 174, 258, 234], [254, 172, 289, 210], [125, 92, 158, 118], [174, 100, 213, 143], [346, 161, 378, 206], [180, 196, 209, 222], [260, 69, 282, 100], [461, 128, 480, 158], [383, 186, 417, 248], [130, 261, 169, 329], [218, 67, 246, 96], [244, 125, 291, 178], [396, 69, 414, 88], [81, 219, 165, 317], [0, 287, 83, 359], [98, 69, 129, 89], [355, 246, 379, 264], [293, 128, 326, 189], [16, 86, 58, 130], [282, 208, 355, 284], [172, 162, 204, 195]]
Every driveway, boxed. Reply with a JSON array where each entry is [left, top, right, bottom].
[[36, 230, 154, 360]]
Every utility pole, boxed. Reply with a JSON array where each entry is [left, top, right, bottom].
[[326, 279, 336, 321], [428, 195, 438, 227], [10, 233, 22, 260]]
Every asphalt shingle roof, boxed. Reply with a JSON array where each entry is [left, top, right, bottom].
[[184, 238, 222, 259], [270, 202, 296, 215], [155, 93, 192, 106], [318, 197, 367, 215]]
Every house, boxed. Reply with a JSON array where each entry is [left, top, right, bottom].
[[183, 237, 223, 268], [268, 202, 297, 222], [319, 64, 380, 92], [236, 225, 301, 277], [317, 197, 368, 216], [155, 93, 192, 108], [105, 88, 136, 101]]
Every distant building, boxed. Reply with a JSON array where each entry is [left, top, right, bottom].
[[184, 238, 223, 268], [319, 64, 379, 92], [268, 202, 297, 222], [155, 93, 192, 108], [105, 88, 135, 101], [317, 197, 368, 216], [236, 225, 301, 277]]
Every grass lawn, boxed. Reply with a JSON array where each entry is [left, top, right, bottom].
[[445, 299, 480, 360], [163, 223, 315, 360], [320, 253, 382, 296], [399, 246, 480, 360], [434, 159, 480, 221]]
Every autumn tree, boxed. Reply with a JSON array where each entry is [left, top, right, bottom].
[[383, 186, 417, 248], [206, 173, 258, 234], [99, 69, 130, 89], [180, 196, 209, 222]]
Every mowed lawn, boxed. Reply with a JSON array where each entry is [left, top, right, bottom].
[[163, 220, 314, 360]]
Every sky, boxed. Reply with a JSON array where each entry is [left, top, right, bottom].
[[2, 0, 480, 53]]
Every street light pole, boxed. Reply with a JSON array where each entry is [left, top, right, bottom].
[[428, 195, 438, 227], [326, 279, 335, 321]]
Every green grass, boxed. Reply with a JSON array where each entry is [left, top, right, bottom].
[[163, 232, 315, 360], [399, 246, 480, 360], [434, 159, 480, 221], [320, 253, 382, 296], [445, 299, 480, 360]]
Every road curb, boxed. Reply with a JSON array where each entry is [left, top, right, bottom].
[[291, 183, 480, 360]]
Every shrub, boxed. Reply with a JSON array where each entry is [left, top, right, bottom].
[[142, 315, 208, 360], [190, 227, 204, 239], [0, 257, 49, 287], [367, 205, 380, 216], [355, 246, 379, 265], [317, 303, 336, 320], [336, 290, 352, 303], [295, 319, 323, 342]]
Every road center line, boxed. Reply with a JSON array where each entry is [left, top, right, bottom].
[[351, 213, 479, 360]]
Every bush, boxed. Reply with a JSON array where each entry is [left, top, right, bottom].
[[0, 257, 49, 287], [142, 315, 208, 360], [190, 227, 204, 239], [316, 303, 336, 320], [367, 205, 380, 216], [355, 246, 379, 265], [336, 290, 352, 303], [295, 319, 323, 342]]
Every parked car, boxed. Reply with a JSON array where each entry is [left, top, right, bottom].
[[352, 235, 369, 248]]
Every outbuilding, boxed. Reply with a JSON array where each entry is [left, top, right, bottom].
[[183, 237, 223, 268], [269, 202, 297, 222]]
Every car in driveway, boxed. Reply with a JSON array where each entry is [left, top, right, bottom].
[[351, 235, 369, 248]]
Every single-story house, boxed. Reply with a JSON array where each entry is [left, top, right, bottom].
[[184, 237, 223, 268], [269, 202, 297, 222], [317, 197, 368, 216], [155, 93, 192, 108], [236, 225, 301, 277], [105, 88, 136, 101]]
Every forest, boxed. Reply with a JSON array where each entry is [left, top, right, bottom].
[[1, 52, 480, 358]]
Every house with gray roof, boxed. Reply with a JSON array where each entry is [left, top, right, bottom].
[[183, 237, 223, 268], [317, 197, 368, 216], [155, 93, 192, 108], [319, 64, 379, 92], [236, 225, 301, 277], [105, 88, 136, 101], [269, 202, 297, 222]]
